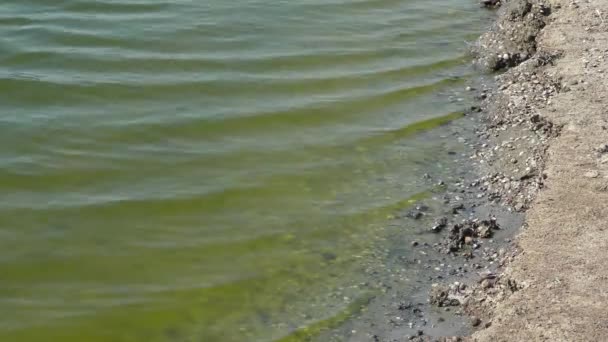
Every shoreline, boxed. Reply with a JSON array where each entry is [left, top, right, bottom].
[[314, 56, 527, 342], [312, 2, 533, 338], [308, 0, 608, 339]]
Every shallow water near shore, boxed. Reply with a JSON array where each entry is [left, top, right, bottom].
[[0, 1, 492, 341]]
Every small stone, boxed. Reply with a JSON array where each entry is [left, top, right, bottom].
[[476, 220, 496, 238], [432, 217, 448, 232], [481, 0, 500, 8], [596, 144, 608, 154], [471, 317, 482, 327], [584, 170, 600, 178], [398, 302, 412, 310], [407, 210, 424, 220], [415, 203, 429, 212], [452, 203, 465, 214]]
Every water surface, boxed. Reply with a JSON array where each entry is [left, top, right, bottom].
[[0, 0, 490, 340]]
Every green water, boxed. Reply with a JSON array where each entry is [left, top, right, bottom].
[[0, 1, 491, 341]]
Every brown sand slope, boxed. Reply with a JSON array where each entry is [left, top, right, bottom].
[[473, 0, 608, 340]]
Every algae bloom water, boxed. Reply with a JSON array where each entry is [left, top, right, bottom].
[[0, 0, 490, 340]]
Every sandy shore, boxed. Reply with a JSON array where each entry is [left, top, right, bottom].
[[462, 0, 608, 340]]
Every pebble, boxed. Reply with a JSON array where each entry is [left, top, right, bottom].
[[584, 170, 600, 178], [597, 144, 608, 154], [471, 317, 482, 327]]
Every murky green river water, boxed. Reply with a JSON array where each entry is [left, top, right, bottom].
[[0, 1, 491, 340]]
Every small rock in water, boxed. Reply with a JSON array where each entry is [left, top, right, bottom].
[[429, 285, 460, 307], [452, 203, 465, 214], [411, 241, 419, 247], [432, 217, 448, 233], [397, 302, 412, 310], [321, 252, 337, 261], [407, 210, 424, 220], [477, 221, 494, 238], [415, 203, 429, 212], [481, 0, 500, 7]]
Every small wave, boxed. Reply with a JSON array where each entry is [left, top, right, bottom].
[[62, 0, 171, 14]]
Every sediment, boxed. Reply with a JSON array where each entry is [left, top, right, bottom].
[[461, 0, 608, 340]]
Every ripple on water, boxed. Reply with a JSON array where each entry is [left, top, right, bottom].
[[0, 0, 493, 340]]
